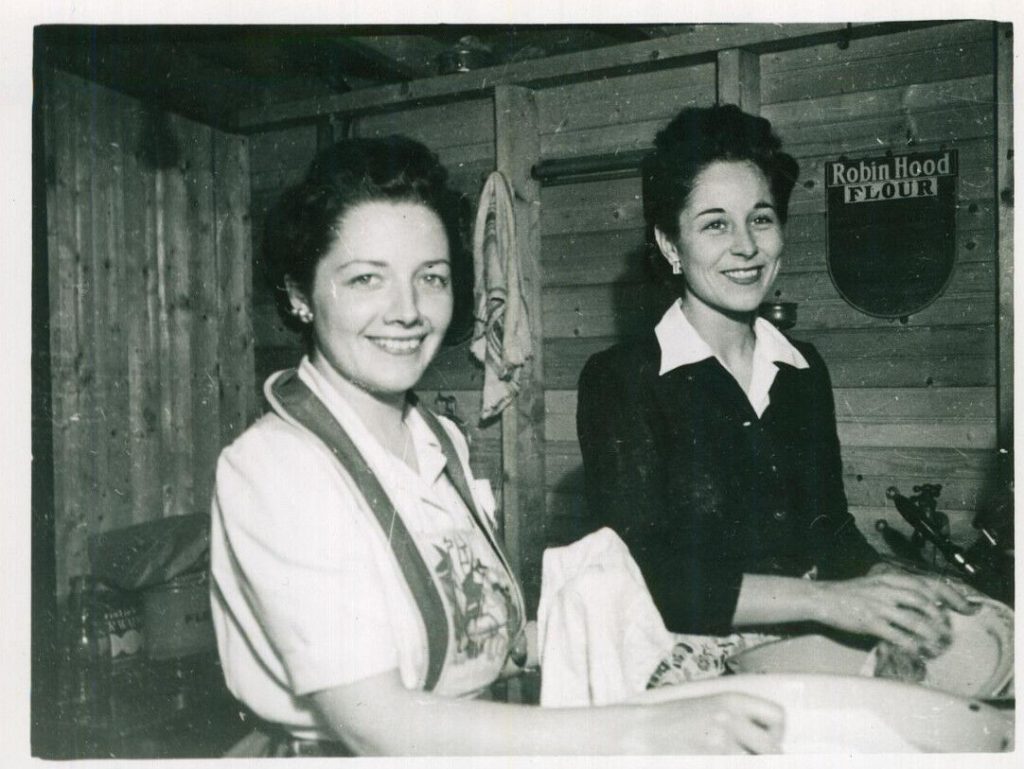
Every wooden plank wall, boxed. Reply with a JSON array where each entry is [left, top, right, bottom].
[[541, 20, 1001, 554], [760, 20, 999, 550], [44, 69, 255, 595], [245, 21, 1005, 593]]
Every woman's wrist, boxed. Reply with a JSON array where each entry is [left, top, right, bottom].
[[799, 578, 829, 625], [734, 573, 828, 627]]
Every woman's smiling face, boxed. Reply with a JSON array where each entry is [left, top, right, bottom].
[[301, 200, 453, 400], [659, 160, 784, 317]]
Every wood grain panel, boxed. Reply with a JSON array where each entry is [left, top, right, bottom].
[[237, 23, 849, 128], [823, 358, 994, 390], [836, 420, 995, 450], [994, 22, 1014, 492], [214, 133, 257, 445], [541, 176, 643, 235], [761, 21, 992, 104], [122, 100, 164, 531], [831, 387, 995, 421], [184, 122, 221, 519], [540, 116, 690, 160], [841, 446, 995, 480], [718, 48, 761, 113], [798, 324, 994, 364], [249, 123, 318, 193], [494, 85, 546, 613], [541, 229, 650, 286], [356, 98, 495, 151], [157, 130, 196, 519], [541, 281, 674, 339], [48, 70, 90, 588], [537, 64, 715, 136], [766, 72, 993, 128], [46, 70, 255, 594], [771, 103, 994, 159], [91, 83, 133, 533]]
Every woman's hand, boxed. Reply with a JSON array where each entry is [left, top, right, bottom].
[[811, 571, 975, 654], [312, 668, 784, 755], [631, 693, 784, 754]]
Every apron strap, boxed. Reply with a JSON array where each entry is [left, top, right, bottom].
[[270, 370, 448, 691], [414, 401, 527, 652]]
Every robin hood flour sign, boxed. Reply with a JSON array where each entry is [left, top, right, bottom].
[[825, 149, 958, 318]]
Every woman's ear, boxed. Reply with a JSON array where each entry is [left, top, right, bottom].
[[284, 275, 314, 324], [653, 227, 682, 275]]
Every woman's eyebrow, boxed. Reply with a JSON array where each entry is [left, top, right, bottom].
[[693, 201, 776, 219], [693, 207, 726, 218], [336, 259, 388, 269]]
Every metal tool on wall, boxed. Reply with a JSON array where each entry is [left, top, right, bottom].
[[876, 484, 1013, 604]]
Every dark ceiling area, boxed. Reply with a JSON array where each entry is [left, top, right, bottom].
[[36, 25, 691, 131]]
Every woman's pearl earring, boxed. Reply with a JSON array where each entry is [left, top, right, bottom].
[[291, 305, 314, 324], [671, 260, 682, 276]]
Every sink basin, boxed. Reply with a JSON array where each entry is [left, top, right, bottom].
[[728, 633, 872, 677], [727, 596, 1014, 700], [629, 673, 1013, 753]]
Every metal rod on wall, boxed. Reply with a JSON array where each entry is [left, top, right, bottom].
[[531, 148, 648, 186]]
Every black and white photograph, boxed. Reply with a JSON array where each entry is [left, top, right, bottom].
[[6, 1, 1020, 762]]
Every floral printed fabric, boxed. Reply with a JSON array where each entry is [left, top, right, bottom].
[[646, 631, 781, 687]]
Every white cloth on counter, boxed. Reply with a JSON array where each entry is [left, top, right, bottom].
[[536, 528, 676, 707]]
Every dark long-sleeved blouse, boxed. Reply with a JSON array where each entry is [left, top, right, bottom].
[[576, 333, 880, 635]]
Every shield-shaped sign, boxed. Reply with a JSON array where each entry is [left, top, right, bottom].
[[825, 150, 958, 318]]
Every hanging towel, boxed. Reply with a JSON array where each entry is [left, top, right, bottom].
[[470, 171, 532, 421], [536, 528, 676, 707]]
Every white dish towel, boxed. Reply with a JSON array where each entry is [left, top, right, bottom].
[[537, 528, 676, 707], [470, 170, 532, 421]]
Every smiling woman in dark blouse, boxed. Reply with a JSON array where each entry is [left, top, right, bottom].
[[577, 105, 973, 653]]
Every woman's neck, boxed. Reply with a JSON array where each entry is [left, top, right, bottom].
[[309, 351, 408, 435], [679, 294, 757, 388]]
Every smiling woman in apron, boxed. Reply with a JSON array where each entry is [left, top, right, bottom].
[[208, 135, 785, 755]]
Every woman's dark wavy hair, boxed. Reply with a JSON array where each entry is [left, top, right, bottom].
[[641, 105, 800, 281], [262, 135, 473, 347]]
